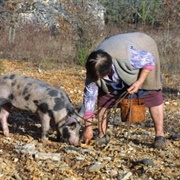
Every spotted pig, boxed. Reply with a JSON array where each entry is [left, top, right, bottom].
[[0, 74, 81, 146]]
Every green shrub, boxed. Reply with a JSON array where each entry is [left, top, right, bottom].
[[76, 47, 89, 66], [99, 0, 162, 26], [0, 60, 3, 74]]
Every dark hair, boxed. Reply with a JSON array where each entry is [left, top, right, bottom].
[[85, 49, 112, 82]]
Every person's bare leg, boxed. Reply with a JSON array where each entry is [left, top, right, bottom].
[[98, 107, 108, 138], [149, 103, 165, 137]]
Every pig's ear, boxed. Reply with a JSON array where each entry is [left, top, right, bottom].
[[68, 122, 77, 130], [65, 117, 76, 125]]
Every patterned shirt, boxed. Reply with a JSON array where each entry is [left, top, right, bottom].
[[83, 48, 156, 119]]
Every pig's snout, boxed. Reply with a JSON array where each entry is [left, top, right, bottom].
[[69, 135, 80, 146]]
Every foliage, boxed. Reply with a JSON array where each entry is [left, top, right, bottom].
[[71, 0, 105, 64], [99, 0, 165, 26], [76, 47, 89, 66], [0, 60, 3, 74]]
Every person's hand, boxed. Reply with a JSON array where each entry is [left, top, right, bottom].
[[128, 69, 151, 94], [127, 80, 142, 94], [83, 126, 93, 145]]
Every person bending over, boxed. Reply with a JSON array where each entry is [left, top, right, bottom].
[[82, 32, 166, 150]]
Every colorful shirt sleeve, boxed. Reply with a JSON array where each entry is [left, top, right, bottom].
[[130, 48, 156, 70], [83, 81, 98, 119]]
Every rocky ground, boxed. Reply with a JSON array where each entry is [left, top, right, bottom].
[[0, 60, 179, 180]]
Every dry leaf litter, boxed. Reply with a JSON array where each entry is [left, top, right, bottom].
[[0, 60, 179, 180]]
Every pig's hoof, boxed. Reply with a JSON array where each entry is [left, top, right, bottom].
[[40, 137, 48, 142], [3, 131, 9, 137]]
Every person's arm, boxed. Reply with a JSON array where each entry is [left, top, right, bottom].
[[128, 69, 151, 94], [128, 48, 155, 94], [83, 81, 98, 144]]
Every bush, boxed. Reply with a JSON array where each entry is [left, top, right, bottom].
[[99, 0, 162, 26], [76, 47, 89, 66]]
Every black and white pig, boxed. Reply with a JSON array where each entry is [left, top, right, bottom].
[[0, 74, 82, 146]]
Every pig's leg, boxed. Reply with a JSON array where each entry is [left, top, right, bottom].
[[0, 107, 10, 136], [56, 126, 61, 141], [38, 110, 51, 142]]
